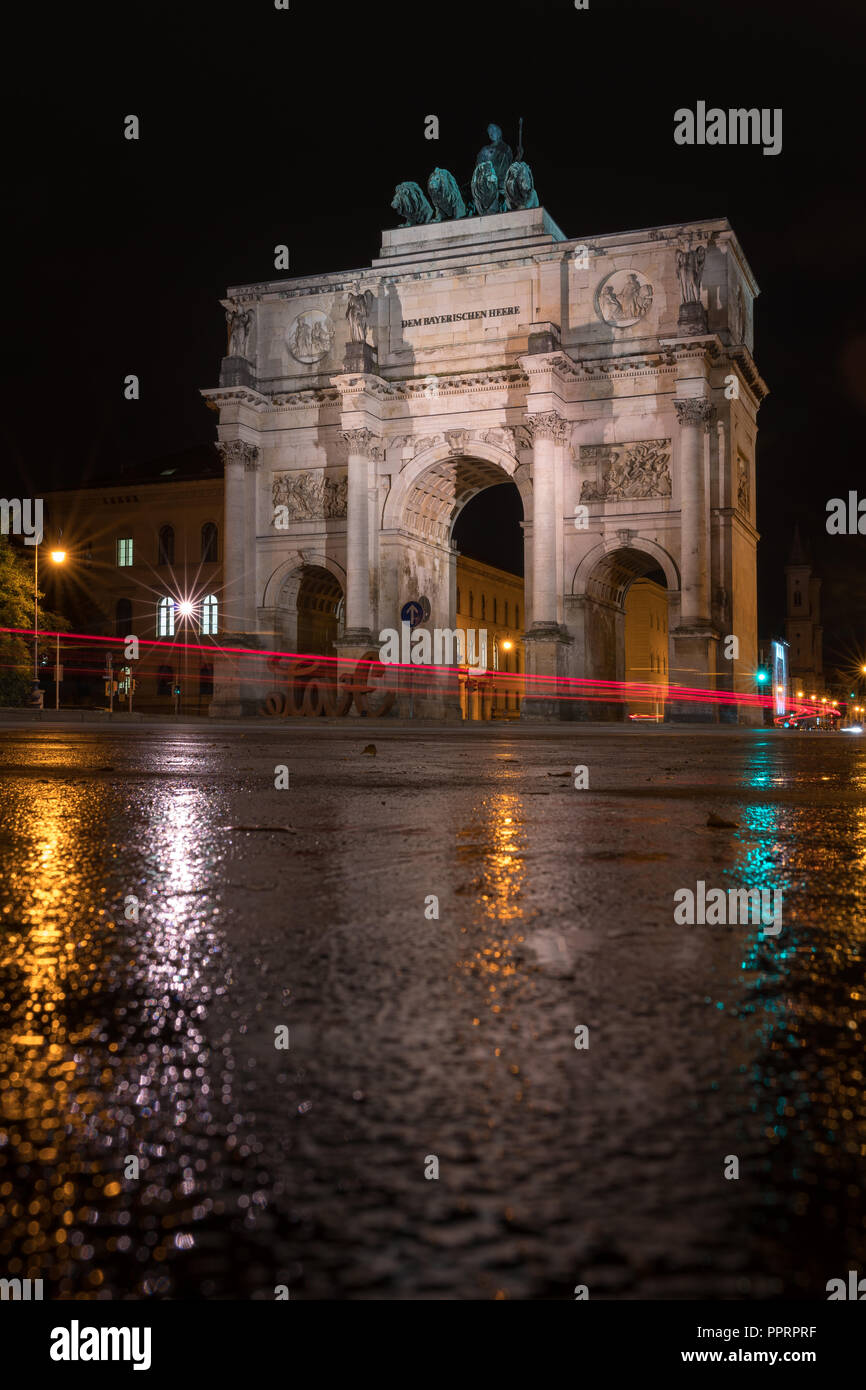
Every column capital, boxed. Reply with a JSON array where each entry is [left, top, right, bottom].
[[673, 398, 716, 429], [339, 427, 384, 461], [216, 439, 260, 470], [523, 410, 570, 445]]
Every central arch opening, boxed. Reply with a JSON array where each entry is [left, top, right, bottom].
[[452, 480, 524, 721], [277, 563, 344, 658], [583, 546, 672, 721]]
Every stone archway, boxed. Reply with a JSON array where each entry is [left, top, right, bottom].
[[571, 539, 680, 720], [384, 438, 531, 541], [382, 441, 531, 720], [264, 556, 345, 655]]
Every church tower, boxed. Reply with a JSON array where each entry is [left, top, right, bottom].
[[785, 526, 824, 694]]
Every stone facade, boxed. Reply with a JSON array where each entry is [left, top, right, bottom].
[[202, 206, 767, 720], [41, 470, 224, 712]]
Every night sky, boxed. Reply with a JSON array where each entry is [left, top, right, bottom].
[[3, 0, 863, 667]]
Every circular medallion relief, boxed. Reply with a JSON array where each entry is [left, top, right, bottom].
[[288, 309, 333, 364], [594, 269, 653, 328]]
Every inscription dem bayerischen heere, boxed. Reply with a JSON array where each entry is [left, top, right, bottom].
[[401, 306, 520, 328]]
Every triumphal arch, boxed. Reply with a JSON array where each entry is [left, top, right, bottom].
[[202, 125, 766, 720]]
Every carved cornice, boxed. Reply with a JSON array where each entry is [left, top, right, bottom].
[[339, 427, 384, 461], [403, 366, 527, 395], [673, 398, 716, 429], [216, 439, 260, 470], [269, 387, 342, 408], [332, 373, 402, 402], [520, 350, 581, 382], [200, 386, 269, 413], [523, 410, 570, 445], [727, 347, 769, 406]]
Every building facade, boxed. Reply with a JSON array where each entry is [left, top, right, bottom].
[[42, 458, 224, 712], [623, 578, 669, 719], [454, 556, 524, 720], [203, 195, 766, 720]]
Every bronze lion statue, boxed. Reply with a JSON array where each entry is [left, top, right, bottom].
[[504, 161, 539, 211], [471, 160, 499, 216], [427, 168, 468, 222], [390, 181, 434, 227]]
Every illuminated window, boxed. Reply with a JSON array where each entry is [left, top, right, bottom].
[[201, 595, 218, 635], [157, 597, 174, 637], [117, 537, 133, 566]]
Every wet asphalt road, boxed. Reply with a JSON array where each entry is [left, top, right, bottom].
[[0, 724, 864, 1300]]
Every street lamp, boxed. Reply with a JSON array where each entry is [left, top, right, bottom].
[[32, 544, 66, 704], [176, 599, 195, 715]]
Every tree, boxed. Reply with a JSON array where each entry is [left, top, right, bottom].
[[0, 537, 69, 705]]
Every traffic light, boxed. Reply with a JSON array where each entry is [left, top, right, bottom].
[[104, 680, 118, 695], [755, 668, 769, 684]]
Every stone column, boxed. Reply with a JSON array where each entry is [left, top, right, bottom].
[[527, 410, 568, 629], [243, 449, 260, 632], [670, 398, 718, 721], [340, 427, 380, 643], [216, 439, 258, 635], [213, 438, 259, 716], [521, 409, 571, 719], [674, 398, 714, 627]]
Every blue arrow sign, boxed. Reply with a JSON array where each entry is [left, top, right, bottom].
[[401, 600, 424, 629]]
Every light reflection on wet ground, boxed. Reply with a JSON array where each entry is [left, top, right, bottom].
[[0, 728, 863, 1299]]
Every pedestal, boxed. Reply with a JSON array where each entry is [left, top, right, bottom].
[[677, 302, 708, 335], [521, 626, 572, 721], [527, 322, 561, 355], [219, 356, 254, 387], [209, 634, 269, 718], [343, 342, 377, 373], [667, 628, 719, 723], [335, 632, 379, 717]]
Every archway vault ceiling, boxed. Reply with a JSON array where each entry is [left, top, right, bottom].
[[587, 547, 669, 610], [405, 455, 515, 547]]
